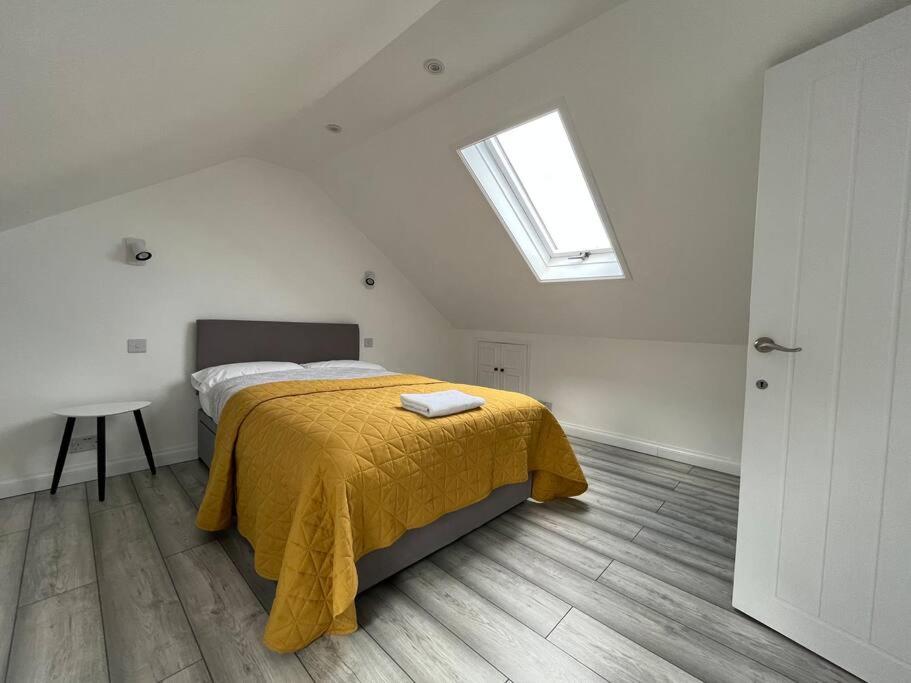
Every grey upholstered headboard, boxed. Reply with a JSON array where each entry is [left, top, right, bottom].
[[195, 319, 359, 370]]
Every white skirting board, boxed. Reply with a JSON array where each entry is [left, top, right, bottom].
[[559, 421, 741, 476], [0, 442, 197, 499]]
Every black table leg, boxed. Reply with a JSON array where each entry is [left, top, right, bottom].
[[133, 410, 157, 474], [50, 417, 76, 494], [96, 416, 105, 501]]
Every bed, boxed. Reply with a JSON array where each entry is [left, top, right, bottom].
[[193, 319, 587, 652]]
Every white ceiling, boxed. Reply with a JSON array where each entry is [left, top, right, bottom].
[[1, 0, 620, 233], [6, 0, 908, 345], [251, 0, 625, 170], [0, 0, 440, 231]]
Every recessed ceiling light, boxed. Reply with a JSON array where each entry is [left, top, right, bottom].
[[325, 123, 342, 133], [423, 58, 445, 75]]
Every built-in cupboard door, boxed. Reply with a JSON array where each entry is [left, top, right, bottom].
[[735, 7, 911, 682], [499, 343, 527, 393], [476, 341, 500, 389]]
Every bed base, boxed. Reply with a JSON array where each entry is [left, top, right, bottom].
[[197, 410, 530, 594]]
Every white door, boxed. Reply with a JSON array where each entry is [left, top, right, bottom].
[[499, 343, 527, 393], [735, 7, 911, 682], [476, 341, 501, 389]]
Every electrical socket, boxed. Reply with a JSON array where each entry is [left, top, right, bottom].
[[127, 338, 147, 353], [69, 435, 97, 453], [363, 337, 374, 348]]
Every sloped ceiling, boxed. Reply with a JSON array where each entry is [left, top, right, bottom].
[[1, 0, 619, 232], [6, 0, 908, 346], [307, 0, 908, 344], [251, 0, 625, 170], [0, 0, 440, 231]]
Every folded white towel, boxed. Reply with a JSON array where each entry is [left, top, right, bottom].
[[400, 390, 486, 418]]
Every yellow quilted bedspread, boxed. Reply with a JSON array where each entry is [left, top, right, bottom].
[[196, 374, 587, 652]]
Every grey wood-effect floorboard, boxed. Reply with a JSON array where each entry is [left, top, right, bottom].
[[576, 453, 682, 489], [554, 494, 736, 557], [87, 473, 138, 514], [580, 441, 695, 474], [655, 499, 739, 538], [161, 659, 212, 683], [297, 627, 410, 683], [581, 450, 741, 497], [394, 561, 602, 682], [216, 527, 277, 613], [7, 583, 108, 682], [92, 502, 201, 682], [598, 562, 861, 683], [674, 481, 741, 509], [462, 526, 788, 683], [548, 608, 699, 683], [543, 497, 643, 539], [486, 515, 613, 580], [0, 531, 28, 679], [171, 460, 210, 508], [358, 583, 506, 683], [18, 484, 95, 606], [578, 479, 665, 512], [171, 461, 281, 615], [171, 458, 288, 641], [0, 494, 34, 536], [505, 503, 734, 609], [568, 441, 597, 455], [2, 457, 853, 683], [582, 465, 685, 501], [132, 468, 213, 557], [688, 464, 741, 485], [431, 541, 570, 637], [633, 527, 735, 582], [166, 541, 310, 682], [585, 467, 740, 520]]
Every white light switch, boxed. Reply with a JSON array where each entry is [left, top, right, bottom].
[[127, 338, 147, 353], [363, 337, 374, 348]]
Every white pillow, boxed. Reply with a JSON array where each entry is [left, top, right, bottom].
[[190, 361, 301, 393], [301, 360, 387, 371]]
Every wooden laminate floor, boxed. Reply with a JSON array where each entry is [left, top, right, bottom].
[[0, 439, 859, 682]]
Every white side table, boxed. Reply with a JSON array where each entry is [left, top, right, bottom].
[[52, 401, 157, 501]]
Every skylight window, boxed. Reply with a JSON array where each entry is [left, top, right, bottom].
[[459, 108, 625, 282]]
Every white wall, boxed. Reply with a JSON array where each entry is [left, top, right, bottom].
[[0, 158, 454, 496], [456, 330, 746, 473]]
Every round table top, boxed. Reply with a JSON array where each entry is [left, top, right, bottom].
[[55, 401, 150, 417]]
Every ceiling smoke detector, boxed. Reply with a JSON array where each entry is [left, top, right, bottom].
[[325, 123, 342, 133], [423, 58, 445, 75]]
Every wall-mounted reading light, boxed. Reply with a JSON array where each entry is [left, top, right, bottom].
[[364, 271, 376, 289], [124, 238, 152, 265]]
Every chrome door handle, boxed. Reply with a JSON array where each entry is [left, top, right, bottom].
[[754, 336, 802, 353]]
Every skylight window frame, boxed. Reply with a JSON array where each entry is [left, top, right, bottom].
[[457, 105, 627, 283], [485, 135, 614, 261]]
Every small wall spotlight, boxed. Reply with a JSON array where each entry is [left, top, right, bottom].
[[124, 238, 152, 265]]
